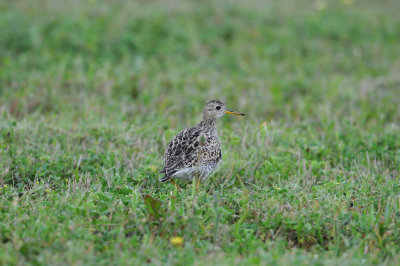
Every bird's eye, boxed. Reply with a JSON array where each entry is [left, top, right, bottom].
[[216, 106, 221, 110]]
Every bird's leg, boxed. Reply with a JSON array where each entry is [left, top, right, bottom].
[[195, 178, 201, 192], [170, 179, 181, 192]]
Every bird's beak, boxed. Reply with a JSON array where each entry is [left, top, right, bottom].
[[225, 109, 245, 116]]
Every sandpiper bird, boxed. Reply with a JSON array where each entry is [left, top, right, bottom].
[[160, 100, 245, 190]]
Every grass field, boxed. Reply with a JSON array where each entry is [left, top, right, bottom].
[[1, 0, 400, 264]]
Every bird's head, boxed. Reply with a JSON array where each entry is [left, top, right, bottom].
[[203, 100, 245, 120]]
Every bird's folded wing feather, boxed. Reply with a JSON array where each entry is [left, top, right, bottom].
[[161, 126, 202, 177]]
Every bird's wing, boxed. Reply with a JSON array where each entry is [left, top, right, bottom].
[[161, 126, 202, 178]]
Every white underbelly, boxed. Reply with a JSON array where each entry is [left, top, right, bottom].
[[171, 163, 219, 181]]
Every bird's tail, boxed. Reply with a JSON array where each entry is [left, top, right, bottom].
[[160, 175, 171, 183], [159, 168, 169, 183]]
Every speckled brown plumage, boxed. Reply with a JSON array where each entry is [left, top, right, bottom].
[[160, 100, 245, 184]]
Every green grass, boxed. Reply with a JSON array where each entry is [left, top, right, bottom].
[[1, 0, 400, 264]]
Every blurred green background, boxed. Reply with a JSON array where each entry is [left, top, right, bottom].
[[1, 0, 400, 264]]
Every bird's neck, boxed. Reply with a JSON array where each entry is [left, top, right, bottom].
[[200, 117, 217, 131]]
